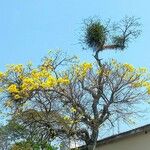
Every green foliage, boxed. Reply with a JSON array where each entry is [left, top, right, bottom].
[[10, 141, 32, 150], [83, 16, 141, 51], [112, 36, 125, 50], [0, 116, 59, 150], [10, 140, 58, 150], [83, 19, 107, 50]]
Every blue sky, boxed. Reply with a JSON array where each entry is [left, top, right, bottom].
[[0, 0, 150, 70], [0, 0, 150, 131]]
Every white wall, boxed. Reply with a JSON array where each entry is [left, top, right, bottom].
[[96, 132, 150, 150]]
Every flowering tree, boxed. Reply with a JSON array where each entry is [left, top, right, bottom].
[[0, 16, 148, 150]]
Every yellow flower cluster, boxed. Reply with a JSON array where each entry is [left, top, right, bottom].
[[5, 65, 70, 101], [131, 80, 150, 95], [140, 81, 150, 94], [97, 68, 111, 77], [7, 84, 22, 100], [0, 72, 5, 81], [6, 64, 23, 73], [0, 72, 4, 78], [131, 81, 143, 88], [75, 62, 92, 78], [21, 77, 39, 91], [57, 76, 70, 85], [111, 60, 135, 73], [63, 116, 74, 124], [13, 64, 23, 73], [137, 67, 147, 74], [70, 107, 76, 113], [14, 94, 21, 99], [63, 116, 70, 120], [0, 88, 4, 93], [5, 100, 13, 107], [2, 55, 150, 106], [123, 63, 134, 72], [7, 84, 19, 93], [110, 59, 150, 95], [41, 76, 57, 89]]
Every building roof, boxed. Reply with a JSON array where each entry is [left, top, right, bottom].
[[79, 124, 150, 149]]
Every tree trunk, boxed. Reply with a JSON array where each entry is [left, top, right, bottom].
[[87, 143, 96, 150], [86, 129, 99, 150]]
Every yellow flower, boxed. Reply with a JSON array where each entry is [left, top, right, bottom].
[[14, 94, 21, 100], [5, 100, 13, 107], [132, 82, 143, 88], [0, 88, 4, 93], [21, 77, 40, 91], [96, 69, 102, 75], [58, 76, 70, 85], [103, 69, 111, 76], [19, 90, 30, 98], [41, 76, 57, 89], [147, 87, 150, 95], [18, 75, 23, 80], [123, 63, 134, 72], [82, 63, 92, 69], [75, 62, 92, 78], [0, 72, 4, 78], [142, 81, 150, 87], [137, 67, 147, 74], [13, 64, 23, 73], [31, 69, 39, 78], [41, 58, 53, 70], [22, 77, 34, 84], [71, 107, 76, 113], [64, 116, 70, 120], [70, 120, 74, 124], [111, 59, 117, 65], [7, 84, 19, 93], [145, 82, 150, 95], [39, 70, 50, 78]]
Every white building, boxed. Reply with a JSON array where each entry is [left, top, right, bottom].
[[79, 124, 150, 150]]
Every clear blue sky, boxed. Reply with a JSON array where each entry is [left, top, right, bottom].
[[0, 0, 150, 70], [0, 0, 150, 131]]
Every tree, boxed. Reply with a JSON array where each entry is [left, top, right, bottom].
[[0, 117, 27, 150], [0, 125, 10, 150], [0, 16, 148, 150], [0, 116, 58, 149], [10, 141, 57, 150]]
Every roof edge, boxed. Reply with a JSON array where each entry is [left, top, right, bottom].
[[78, 124, 150, 149]]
